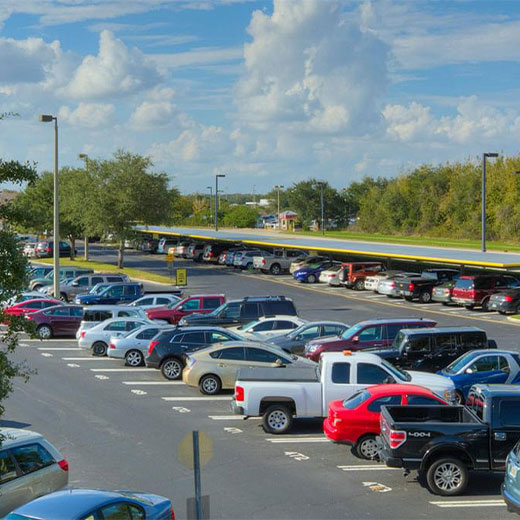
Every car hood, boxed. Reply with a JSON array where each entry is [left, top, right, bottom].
[[292, 356, 316, 367], [77, 294, 102, 303], [307, 335, 343, 348], [407, 370, 455, 392], [268, 336, 294, 348]]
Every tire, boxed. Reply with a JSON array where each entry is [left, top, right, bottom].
[[481, 298, 490, 312], [498, 311, 506, 315], [307, 274, 317, 284], [92, 341, 108, 357], [442, 302, 449, 306], [426, 457, 468, 496], [161, 358, 183, 380], [262, 405, 293, 434], [270, 263, 282, 275], [199, 374, 222, 395], [419, 291, 432, 303], [125, 349, 144, 367], [354, 434, 381, 460], [36, 324, 52, 340], [455, 391, 465, 405], [464, 305, 474, 310], [404, 296, 414, 302], [246, 262, 253, 270], [354, 279, 365, 291]]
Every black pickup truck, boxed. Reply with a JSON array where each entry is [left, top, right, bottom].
[[395, 269, 460, 303], [379, 384, 520, 495]]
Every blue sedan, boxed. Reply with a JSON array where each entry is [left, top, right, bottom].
[[6, 488, 174, 520], [438, 349, 520, 404], [293, 261, 335, 283]]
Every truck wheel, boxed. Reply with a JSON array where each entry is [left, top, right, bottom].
[[426, 458, 468, 496], [262, 405, 293, 434], [354, 435, 380, 460], [404, 296, 414, 302], [270, 263, 281, 275], [354, 279, 365, 291], [92, 342, 108, 357], [307, 274, 317, 283], [199, 374, 222, 395], [419, 291, 432, 303], [161, 358, 183, 380]]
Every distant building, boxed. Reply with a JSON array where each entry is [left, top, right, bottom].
[[279, 210, 298, 231], [245, 198, 272, 208]]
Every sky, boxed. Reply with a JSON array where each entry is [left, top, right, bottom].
[[1, 0, 520, 195]]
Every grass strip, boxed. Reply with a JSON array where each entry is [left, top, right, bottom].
[[34, 258, 175, 285]]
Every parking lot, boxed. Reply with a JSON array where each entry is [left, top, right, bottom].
[[5, 247, 520, 519]]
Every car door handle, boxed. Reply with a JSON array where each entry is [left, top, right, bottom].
[[495, 432, 507, 441], [218, 363, 226, 367]]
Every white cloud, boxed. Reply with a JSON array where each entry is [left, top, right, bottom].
[[58, 102, 115, 127], [130, 87, 176, 129], [62, 30, 161, 99], [150, 46, 243, 70]]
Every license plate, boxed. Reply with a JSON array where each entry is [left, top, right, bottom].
[[510, 464, 518, 479], [489, 303, 497, 309]]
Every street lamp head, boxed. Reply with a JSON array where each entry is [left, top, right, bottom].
[[78, 153, 88, 159], [484, 153, 499, 158], [216, 174, 225, 178], [39, 114, 55, 122]]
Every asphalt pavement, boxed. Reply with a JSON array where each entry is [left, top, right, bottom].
[[4, 247, 518, 519]]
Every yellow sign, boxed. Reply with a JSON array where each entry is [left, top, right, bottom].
[[177, 431, 213, 469], [176, 268, 187, 286], [152, 233, 159, 239], [167, 253, 174, 263]]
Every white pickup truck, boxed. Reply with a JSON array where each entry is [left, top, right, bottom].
[[232, 351, 456, 434], [253, 249, 308, 275]]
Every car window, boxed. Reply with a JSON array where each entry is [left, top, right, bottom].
[[216, 347, 245, 360], [357, 363, 390, 384], [208, 332, 232, 343], [433, 333, 455, 353], [0, 450, 18, 484], [331, 362, 351, 384], [407, 395, 444, 406], [245, 348, 281, 363], [499, 356, 511, 372], [387, 324, 408, 340], [76, 277, 89, 286], [267, 301, 296, 315], [343, 390, 370, 409], [124, 286, 138, 296], [136, 328, 160, 340], [275, 320, 298, 330], [41, 301, 58, 309], [105, 321, 128, 331], [358, 326, 383, 342], [20, 301, 41, 309], [92, 277, 104, 285], [182, 332, 206, 344], [499, 399, 520, 427], [107, 286, 124, 297], [469, 355, 499, 372], [252, 321, 274, 332], [71, 307, 83, 317], [322, 325, 344, 336], [203, 297, 222, 310], [241, 303, 260, 319], [181, 298, 201, 310], [107, 277, 124, 283], [98, 502, 145, 520], [126, 321, 143, 331], [406, 335, 430, 353], [367, 395, 402, 412], [157, 297, 171, 304], [46, 307, 70, 316], [299, 325, 320, 339], [10, 443, 55, 475], [221, 302, 241, 318], [137, 298, 154, 306], [459, 332, 487, 348]]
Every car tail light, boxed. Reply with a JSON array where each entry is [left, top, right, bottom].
[[328, 274, 335, 277], [109, 343, 116, 349], [81, 331, 86, 339], [389, 430, 407, 449], [408, 283, 414, 291], [235, 385, 244, 402], [148, 340, 159, 355], [261, 259, 266, 265], [504, 296, 514, 302], [390, 282, 395, 288], [58, 459, 69, 471], [170, 505, 175, 520], [468, 290, 475, 298], [45, 247, 51, 252], [209, 251, 213, 257], [444, 289, 450, 295]]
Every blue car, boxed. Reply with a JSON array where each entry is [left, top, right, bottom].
[[75, 283, 142, 305], [293, 260, 335, 283], [438, 349, 520, 404], [503, 440, 520, 514], [6, 488, 174, 520]]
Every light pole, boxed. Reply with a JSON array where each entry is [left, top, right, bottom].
[[206, 186, 212, 223], [274, 185, 284, 224], [39, 114, 59, 298], [78, 153, 90, 260], [215, 174, 225, 231], [482, 153, 499, 252], [317, 181, 325, 236]]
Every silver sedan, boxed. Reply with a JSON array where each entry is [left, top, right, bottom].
[[107, 324, 174, 366]]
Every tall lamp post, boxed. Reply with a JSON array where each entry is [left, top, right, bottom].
[[317, 181, 325, 236], [482, 153, 499, 252], [215, 174, 225, 231], [39, 114, 59, 298], [206, 186, 212, 223], [274, 185, 284, 225]]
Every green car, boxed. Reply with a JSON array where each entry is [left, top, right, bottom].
[[28, 268, 93, 291]]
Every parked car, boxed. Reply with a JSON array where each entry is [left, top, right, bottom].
[[268, 321, 350, 355], [179, 296, 298, 327], [323, 384, 448, 459], [108, 324, 173, 366], [289, 255, 329, 275], [319, 263, 343, 286], [146, 294, 226, 325], [233, 249, 266, 270], [395, 269, 460, 303], [75, 305, 150, 339], [27, 265, 53, 279], [203, 243, 228, 263], [78, 317, 151, 356], [304, 318, 437, 362], [23, 243, 36, 257], [1, 292, 48, 309], [233, 351, 455, 434], [439, 349, 520, 403], [231, 316, 306, 340], [158, 236, 179, 254], [376, 272, 420, 298], [3, 298, 62, 319], [6, 488, 174, 520], [174, 241, 191, 257], [186, 243, 205, 261], [432, 281, 458, 305], [128, 293, 182, 310], [146, 326, 245, 380], [54, 273, 130, 302], [0, 428, 69, 517], [293, 259, 337, 283], [489, 288, 520, 314], [183, 341, 313, 395], [26, 304, 83, 339], [451, 274, 520, 310], [364, 270, 405, 292], [34, 240, 76, 258], [29, 268, 94, 291], [338, 262, 385, 290], [503, 440, 520, 514], [141, 237, 159, 253], [379, 384, 520, 496], [75, 282, 143, 305], [253, 249, 308, 275], [376, 326, 497, 373]]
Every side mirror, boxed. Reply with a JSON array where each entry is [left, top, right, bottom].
[[72, 281, 79, 287], [352, 336, 359, 344], [465, 368, 473, 374], [295, 334, 302, 341], [383, 376, 395, 384]]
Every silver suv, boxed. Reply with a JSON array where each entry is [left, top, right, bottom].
[[0, 428, 69, 516], [46, 273, 130, 302]]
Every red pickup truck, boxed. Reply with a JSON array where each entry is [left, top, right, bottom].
[[146, 294, 225, 324]]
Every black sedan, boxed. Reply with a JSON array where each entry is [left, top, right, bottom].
[[145, 326, 245, 380], [489, 289, 520, 314], [35, 240, 76, 258]]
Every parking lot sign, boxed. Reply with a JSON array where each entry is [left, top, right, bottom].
[[176, 268, 187, 286]]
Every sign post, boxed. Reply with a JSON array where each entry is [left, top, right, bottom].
[[166, 252, 174, 282], [193, 431, 202, 520]]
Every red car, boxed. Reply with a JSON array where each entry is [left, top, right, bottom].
[[146, 294, 225, 324], [25, 305, 83, 339], [323, 384, 448, 460], [3, 298, 63, 320]]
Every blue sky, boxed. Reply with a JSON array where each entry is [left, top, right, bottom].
[[1, 0, 520, 194]]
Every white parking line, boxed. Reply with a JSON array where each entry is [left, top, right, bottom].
[[337, 465, 399, 471], [162, 397, 232, 401], [40, 352, 53, 357], [22, 338, 74, 342], [430, 500, 505, 508], [208, 415, 261, 421], [267, 438, 329, 443], [90, 368, 156, 372], [121, 381, 184, 385], [38, 347, 82, 351], [62, 357, 118, 361]]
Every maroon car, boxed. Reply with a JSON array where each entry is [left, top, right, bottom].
[[146, 295, 226, 324], [26, 305, 83, 339], [304, 318, 436, 362]]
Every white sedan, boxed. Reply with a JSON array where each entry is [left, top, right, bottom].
[[128, 294, 182, 310], [319, 264, 343, 286], [231, 316, 307, 340]]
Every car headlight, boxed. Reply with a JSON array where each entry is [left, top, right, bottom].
[[306, 344, 317, 353], [444, 388, 456, 403], [179, 319, 187, 326]]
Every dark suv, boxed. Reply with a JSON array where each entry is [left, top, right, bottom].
[[451, 274, 520, 311], [304, 317, 437, 362], [178, 296, 297, 327], [145, 326, 244, 380]]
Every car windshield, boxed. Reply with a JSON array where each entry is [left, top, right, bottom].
[[288, 323, 309, 338], [238, 319, 259, 331], [391, 331, 407, 349], [207, 302, 228, 316], [443, 351, 476, 374], [341, 322, 365, 340], [381, 359, 410, 382], [343, 390, 371, 409]]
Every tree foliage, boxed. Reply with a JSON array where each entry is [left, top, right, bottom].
[[222, 205, 258, 228]]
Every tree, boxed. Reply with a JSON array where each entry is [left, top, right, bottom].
[[222, 205, 258, 228]]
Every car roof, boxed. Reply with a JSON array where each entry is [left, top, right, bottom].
[[15, 298, 61, 305], [198, 340, 277, 353], [82, 305, 140, 311], [398, 326, 484, 335], [321, 352, 386, 363], [459, 349, 517, 357], [160, 325, 234, 333], [0, 428, 44, 448], [367, 384, 440, 397], [472, 384, 520, 397], [354, 318, 435, 326], [303, 321, 349, 327]]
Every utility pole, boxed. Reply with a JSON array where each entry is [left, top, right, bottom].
[[206, 186, 212, 224], [481, 153, 498, 252], [274, 184, 284, 227], [215, 174, 225, 231]]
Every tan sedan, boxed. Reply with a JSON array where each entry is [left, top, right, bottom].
[[182, 341, 315, 395]]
